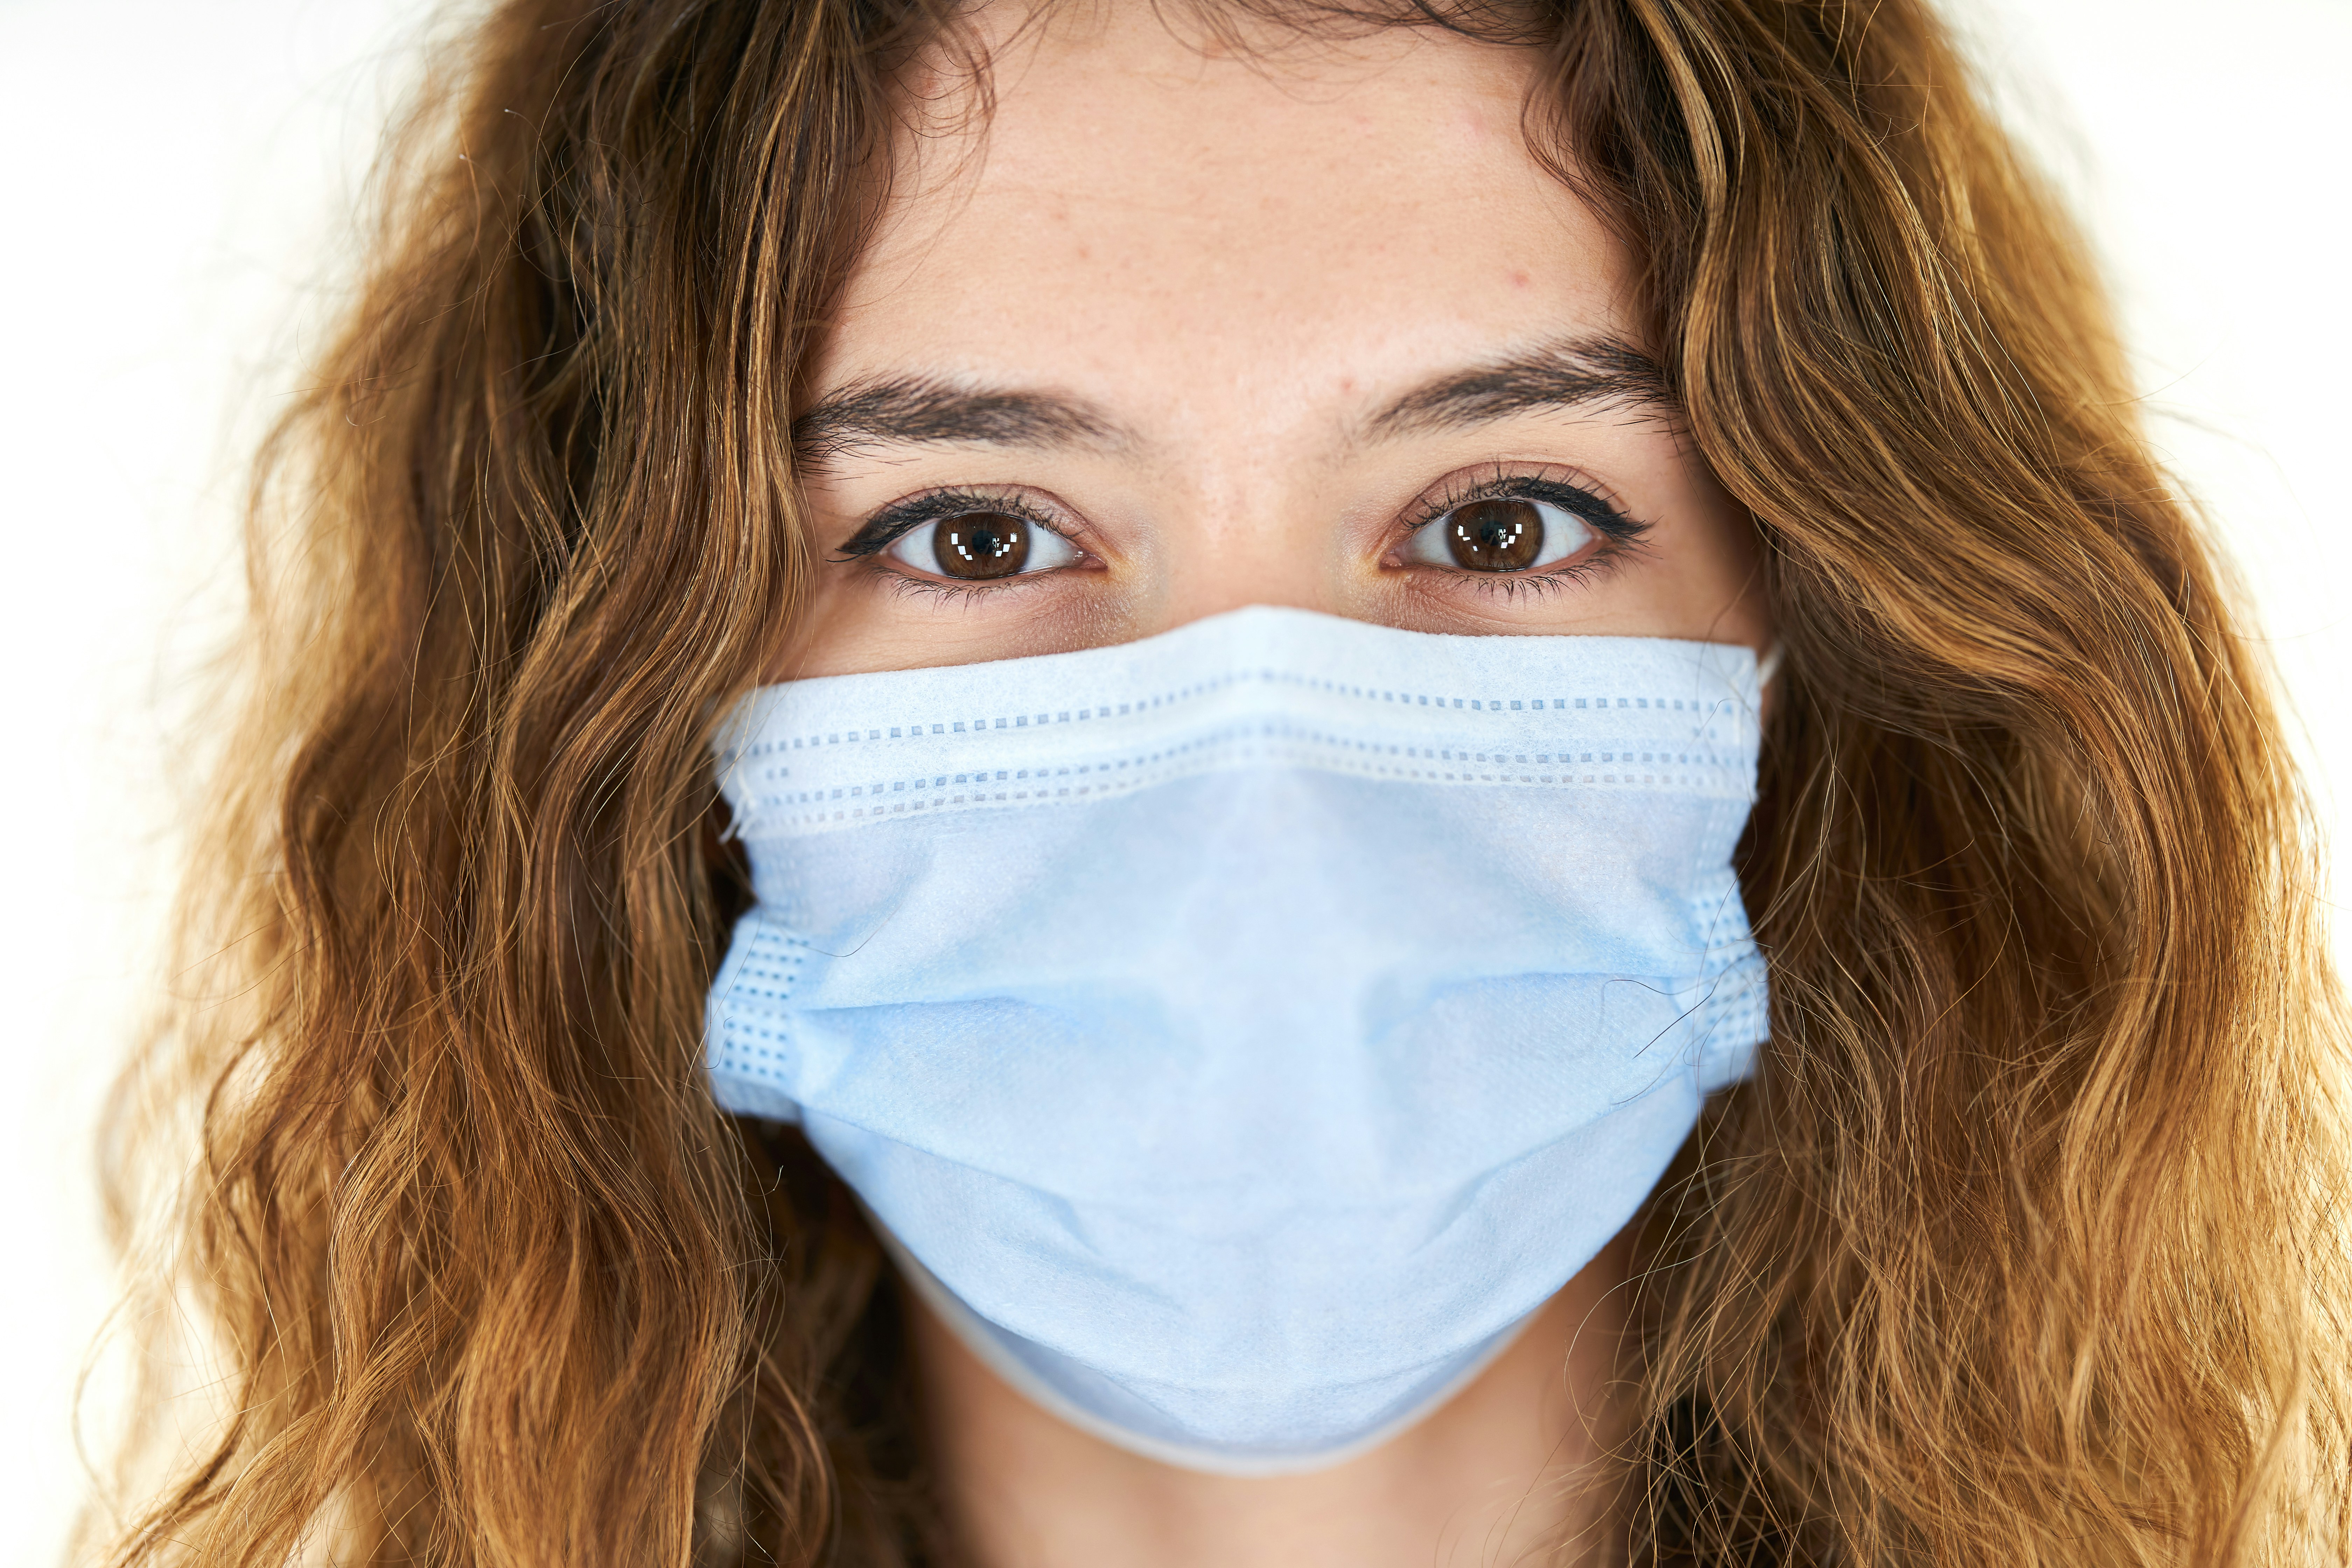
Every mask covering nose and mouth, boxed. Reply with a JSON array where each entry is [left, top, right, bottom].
[[706, 606, 1771, 1477]]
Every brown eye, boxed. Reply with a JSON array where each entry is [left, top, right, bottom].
[[1445, 499, 1542, 571], [934, 512, 1031, 580], [1406, 495, 1593, 574], [882, 505, 1083, 583]]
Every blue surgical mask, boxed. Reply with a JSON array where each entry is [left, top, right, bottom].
[[707, 606, 1770, 1476]]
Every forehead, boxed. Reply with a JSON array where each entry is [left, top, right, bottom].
[[816, 7, 1634, 429]]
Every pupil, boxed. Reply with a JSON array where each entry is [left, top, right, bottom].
[[1445, 498, 1544, 572], [934, 512, 1031, 581]]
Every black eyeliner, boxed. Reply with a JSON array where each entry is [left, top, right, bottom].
[[836, 492, 972, 560], [1540, 480, 1649, 540], [834, 488, 1061, 561], [1409, 471, 1649, 541]]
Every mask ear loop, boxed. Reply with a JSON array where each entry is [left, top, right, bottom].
[[1755, 641, 1785, 692]]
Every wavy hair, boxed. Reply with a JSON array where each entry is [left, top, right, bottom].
[[93, 0, 2351, 1563]]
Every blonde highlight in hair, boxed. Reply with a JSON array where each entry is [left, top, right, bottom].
[[94, 1, 2350, 1564]]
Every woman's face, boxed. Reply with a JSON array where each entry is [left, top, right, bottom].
[[789, 6, 1770, 677]]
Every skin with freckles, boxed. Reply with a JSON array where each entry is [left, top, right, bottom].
[[788, 8, 1772, 1566]]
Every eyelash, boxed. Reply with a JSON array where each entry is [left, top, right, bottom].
[[836, 488, 1066, 558], [835, 470, 1652, 598], [835, 488, 1077, 601], [1396, 468, 1651, 600]]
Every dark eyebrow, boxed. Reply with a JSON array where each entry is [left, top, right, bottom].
[[1359, 335, 1676, 442], [794, 338, 1670, 465], [793, 376, 1128, 465]]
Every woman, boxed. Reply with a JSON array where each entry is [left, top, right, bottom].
[[97, 0, 2350, 1563]]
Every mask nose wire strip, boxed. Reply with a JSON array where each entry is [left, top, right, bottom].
[[867, 1210, 1542, 1479]]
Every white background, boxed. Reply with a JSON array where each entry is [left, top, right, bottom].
[[2, 1, 2345, 1561]]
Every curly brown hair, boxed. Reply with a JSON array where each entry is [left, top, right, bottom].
[[92, 1, 2351, 1563]]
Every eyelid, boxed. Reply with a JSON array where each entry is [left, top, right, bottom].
[[1397, 464, 1643, 541], [1386, 464, 1653, 604], [836, 485, 1092, 562]]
